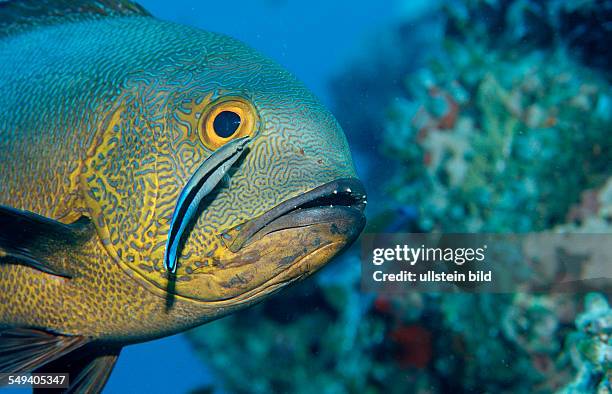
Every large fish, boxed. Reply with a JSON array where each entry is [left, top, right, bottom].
[[0, 0, 366, 391]]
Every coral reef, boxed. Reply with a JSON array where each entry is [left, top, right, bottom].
[[383, 42, 611, 233], [442, 0, 612, 75], [557, 293, 612, 394]]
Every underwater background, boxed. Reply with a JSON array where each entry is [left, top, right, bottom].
[[98, 0, 611, 393]]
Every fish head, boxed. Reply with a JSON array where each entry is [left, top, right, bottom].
[[162, 33, 367, 307], [82, 29, 366, 312]]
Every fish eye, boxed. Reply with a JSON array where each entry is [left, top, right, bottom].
[[213, 111, 241, 138], [199, 97, 258, 150]]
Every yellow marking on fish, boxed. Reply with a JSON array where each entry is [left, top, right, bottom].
[[80, 104, 125, 263]]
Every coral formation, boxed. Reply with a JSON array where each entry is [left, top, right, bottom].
[[557, 293, 612, 394], [384, 50, 611, 232], [383, 30, 611, 233]]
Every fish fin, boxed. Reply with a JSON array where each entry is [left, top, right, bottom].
[[33, 344, 121, 394], [0, 205, 95, 277], [0, 0, 151, 38], [0, 328, 88, 376]]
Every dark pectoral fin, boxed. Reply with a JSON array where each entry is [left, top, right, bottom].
[[0, 328, 88, 375], [34, 344, 121, 394], [0, 205, 95, 277]]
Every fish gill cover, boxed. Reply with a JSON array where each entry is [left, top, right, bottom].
[[186, 0, 611, 393]]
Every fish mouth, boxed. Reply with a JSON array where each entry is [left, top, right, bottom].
[[165, 178, 366, 304], [219, 178, 367, 252]]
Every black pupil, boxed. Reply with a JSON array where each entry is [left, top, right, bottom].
[[213, 111, 241, 138]]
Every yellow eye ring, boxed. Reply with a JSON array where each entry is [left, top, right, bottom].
[[199, 97, 258, 150]]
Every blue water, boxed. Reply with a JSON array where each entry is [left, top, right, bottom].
[[106, 334, 211, 394]]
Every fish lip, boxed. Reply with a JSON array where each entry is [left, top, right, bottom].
[[221, 177, 367, 252]]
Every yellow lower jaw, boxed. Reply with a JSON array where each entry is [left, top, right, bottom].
[[170, 212, 363, 303]]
